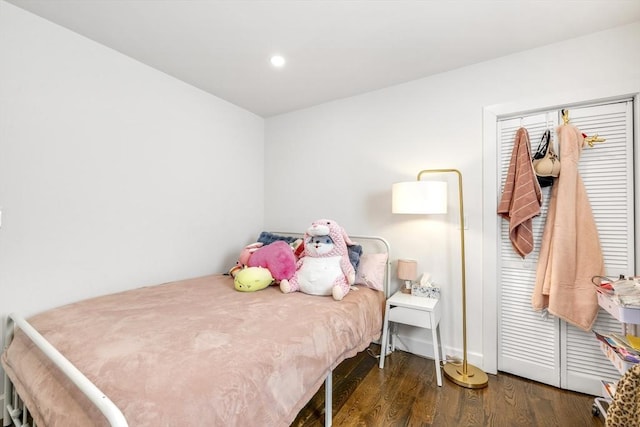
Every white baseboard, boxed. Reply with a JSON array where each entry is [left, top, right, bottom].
[[394, 332, 484, 369], [393, 333, 437, 359]]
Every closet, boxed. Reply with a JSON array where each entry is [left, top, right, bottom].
[[497, 100, 634, 395]]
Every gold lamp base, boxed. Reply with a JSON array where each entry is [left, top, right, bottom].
[[443, 362, 489, 389]]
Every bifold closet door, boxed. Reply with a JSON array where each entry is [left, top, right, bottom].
[[498, 112, 561, 387], [497, 100, 634, 395], [561, 102, 634, 394]]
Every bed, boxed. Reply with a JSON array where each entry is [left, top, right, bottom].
[[2, 234, 390, 427]]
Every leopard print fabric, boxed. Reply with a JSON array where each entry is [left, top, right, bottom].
[[606, 364, 640, 427]]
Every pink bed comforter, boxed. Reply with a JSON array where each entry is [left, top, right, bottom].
[[2, 274, 384, 426]]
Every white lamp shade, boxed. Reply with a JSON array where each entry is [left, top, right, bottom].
[[392, 181, 448, 214]]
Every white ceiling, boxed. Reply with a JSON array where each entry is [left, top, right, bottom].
[[6, 0, 640, 117]]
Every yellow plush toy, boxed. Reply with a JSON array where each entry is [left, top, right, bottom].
[[234, 267, 274, 292]]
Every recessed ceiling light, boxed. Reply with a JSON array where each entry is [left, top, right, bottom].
[[270, 55, 286, 67]]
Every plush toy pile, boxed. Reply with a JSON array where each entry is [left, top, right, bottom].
[[229, 238, 300, 292], [244, 240, 297, 282], [280, 219, 355, 301]]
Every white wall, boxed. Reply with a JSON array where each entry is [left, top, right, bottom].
[[264, 21, 640, 370], [1, 0, 639, 402], [0, 2, 264, 320]]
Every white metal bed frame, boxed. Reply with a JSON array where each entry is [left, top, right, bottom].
[[3, 314, 128, 427], [2, 234, 390, 427]]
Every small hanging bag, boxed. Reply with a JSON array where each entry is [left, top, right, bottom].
[[532, 130, 560, 187]]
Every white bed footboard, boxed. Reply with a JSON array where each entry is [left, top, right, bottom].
[[3, 313, 128, 427]]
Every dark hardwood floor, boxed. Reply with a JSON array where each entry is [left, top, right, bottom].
[[293, 345, 605, 427]]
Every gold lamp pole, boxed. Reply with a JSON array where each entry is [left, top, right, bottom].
[[393, 169, 488, 389]]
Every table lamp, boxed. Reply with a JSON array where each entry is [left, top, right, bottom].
[[397, 259, 418, 293]]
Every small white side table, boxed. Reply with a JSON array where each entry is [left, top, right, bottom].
[[378, 290, 443, 387]]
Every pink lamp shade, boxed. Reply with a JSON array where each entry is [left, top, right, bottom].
[[397, 259, 418, 281]]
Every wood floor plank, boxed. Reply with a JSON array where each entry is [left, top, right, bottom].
[[293, 345, 606, 427]]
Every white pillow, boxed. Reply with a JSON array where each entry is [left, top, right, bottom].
[[354, 253, 388, 291]]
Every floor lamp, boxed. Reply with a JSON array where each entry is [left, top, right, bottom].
[[392, 169, 489, 389]]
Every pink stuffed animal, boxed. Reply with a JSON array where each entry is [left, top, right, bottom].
[[229, 242, 264, 278], [239, 242, 263, 267], [230, 240, 296, 282], [280, 219, 355, 300], [247, 240, 296, 282]]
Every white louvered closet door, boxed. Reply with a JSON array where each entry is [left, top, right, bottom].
[[497, 100, 634, 395]]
